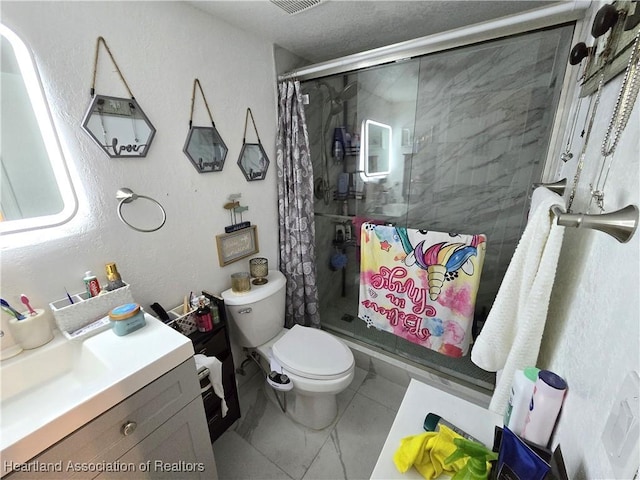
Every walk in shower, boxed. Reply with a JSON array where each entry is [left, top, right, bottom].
[[302, 24, 574, 391]]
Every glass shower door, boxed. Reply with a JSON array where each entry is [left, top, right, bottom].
[[305, 24, 573, 389]]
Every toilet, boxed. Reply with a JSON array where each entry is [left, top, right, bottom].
[[221, 270, 355, 430]]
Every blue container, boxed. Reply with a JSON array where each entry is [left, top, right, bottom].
[[109, 303, 146, 336]]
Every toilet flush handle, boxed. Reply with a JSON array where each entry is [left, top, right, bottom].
[[238, 308, 252, 314]]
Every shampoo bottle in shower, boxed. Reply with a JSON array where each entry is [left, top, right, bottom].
[[333, 140, 344, 161]]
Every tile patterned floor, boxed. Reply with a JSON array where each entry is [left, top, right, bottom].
[[212, 366, 408, 480]]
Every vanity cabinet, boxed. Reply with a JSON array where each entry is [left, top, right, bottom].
[[190, 291, 241, 443], [6, 359, 216, 480]]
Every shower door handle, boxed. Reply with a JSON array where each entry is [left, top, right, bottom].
[[239, 308, 252, 314]]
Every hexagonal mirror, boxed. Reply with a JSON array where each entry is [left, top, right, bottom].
[[82, 95, 155, 158], [238, 142, 269, 181], [183, 126, 228, 173]]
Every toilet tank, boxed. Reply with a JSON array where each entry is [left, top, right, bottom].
[[221, 270, 286, 348]]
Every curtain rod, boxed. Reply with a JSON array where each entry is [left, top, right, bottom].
[[278, 2, 590, 82]]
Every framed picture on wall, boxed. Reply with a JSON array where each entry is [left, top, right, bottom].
[[216, 226, 259, 266]]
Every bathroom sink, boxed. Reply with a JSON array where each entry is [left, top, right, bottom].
[[0, 335, 108, 404], [0, 314, 194, 474]]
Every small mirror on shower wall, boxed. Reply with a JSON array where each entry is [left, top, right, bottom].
[[183, 126, 228, 173], [82, 95, 156, 158], [238, 143, 270, 181], [361, 119, 392, 178]]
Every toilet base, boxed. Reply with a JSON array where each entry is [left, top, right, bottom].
[[264, 382, 338, 430], [288, 391, 339, 430]]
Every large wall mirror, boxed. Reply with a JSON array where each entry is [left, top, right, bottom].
[[0, 24, 77, 235]]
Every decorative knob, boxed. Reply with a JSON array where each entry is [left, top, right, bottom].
[[121, 421, 137, 436], [569, 42, 591, 65], [592, 4, 619, 38]]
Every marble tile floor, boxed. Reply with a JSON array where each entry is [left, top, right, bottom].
[[212, 365, 408, 480]]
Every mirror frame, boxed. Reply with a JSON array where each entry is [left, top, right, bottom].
[[0, 24, 77, 235], [183, 125, 228, 173], [81, 94, 156, 158], [361, 119, 392, 178], [237, 142, 270, 181]]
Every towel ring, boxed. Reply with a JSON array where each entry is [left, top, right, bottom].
[[116, 187, 166, 233]]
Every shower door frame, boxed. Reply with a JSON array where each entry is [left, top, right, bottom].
[[279, 3, 588, 183]]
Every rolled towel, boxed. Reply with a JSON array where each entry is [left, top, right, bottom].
[[194, 354, 228, 417]]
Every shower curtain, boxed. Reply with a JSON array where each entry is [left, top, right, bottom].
[[276, 80, 320, 328]]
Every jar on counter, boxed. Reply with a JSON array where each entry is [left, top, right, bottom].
[[109, 303, 146, 336]]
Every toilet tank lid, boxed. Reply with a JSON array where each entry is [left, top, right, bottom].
[[220, 270, 285, 305]]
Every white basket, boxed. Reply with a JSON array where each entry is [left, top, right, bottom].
[[167, 305, 197, 336], [49, 284, 135, 339]]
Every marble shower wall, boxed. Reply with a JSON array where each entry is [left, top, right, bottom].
[[408, 26, 573, 312], [304, 24, 573, 371]]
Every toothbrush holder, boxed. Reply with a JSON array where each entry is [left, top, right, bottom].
[[8, 309, 54, 350]]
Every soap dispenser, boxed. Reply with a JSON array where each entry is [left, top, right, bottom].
[[444, 437, 498, 480]]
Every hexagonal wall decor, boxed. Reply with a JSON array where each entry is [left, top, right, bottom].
[[237, 142, 269, 181], [183, 126, 228, 173], [82, 95, 156, 158]]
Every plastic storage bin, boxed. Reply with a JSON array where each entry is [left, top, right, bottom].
[[49, 284, 135, 340]]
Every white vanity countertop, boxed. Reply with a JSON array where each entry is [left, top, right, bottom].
[[371, 378, 502, 480], [0, 314, 193, 475]]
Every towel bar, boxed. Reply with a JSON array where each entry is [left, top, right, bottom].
[[532, 178, 567, 196], [551, 204, 638, 243]]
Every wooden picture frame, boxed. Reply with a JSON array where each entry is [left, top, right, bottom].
[[216, 225, 259, 266]]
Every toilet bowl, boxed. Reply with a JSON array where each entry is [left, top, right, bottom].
[[221, 270, 355, 429]]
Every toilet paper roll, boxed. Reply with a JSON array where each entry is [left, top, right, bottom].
[[8, 308, 54, 350]]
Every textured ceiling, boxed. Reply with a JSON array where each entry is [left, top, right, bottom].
[[189, 0, 560, 64]]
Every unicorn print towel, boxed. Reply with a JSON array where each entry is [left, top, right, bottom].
[[358, 224, 486, 357]]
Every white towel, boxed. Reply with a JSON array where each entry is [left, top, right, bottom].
[[194, 354, 228, 417], [471, 187, 566, 414]]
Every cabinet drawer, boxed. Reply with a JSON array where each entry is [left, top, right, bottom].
[[8, 359, 201, 479], [201, 389, 221, 415], [96, 398, 216, 479]]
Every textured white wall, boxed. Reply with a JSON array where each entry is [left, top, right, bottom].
[[0, 2, 279, 316], [539, 4, 640, 478]]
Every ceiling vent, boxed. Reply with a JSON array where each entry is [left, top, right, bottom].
[[270, 0, 322, 15]]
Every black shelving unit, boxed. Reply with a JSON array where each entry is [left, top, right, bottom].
[[189, 291, 241, 443]]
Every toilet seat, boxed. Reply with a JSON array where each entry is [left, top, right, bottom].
[[272, 325, 354, 381]]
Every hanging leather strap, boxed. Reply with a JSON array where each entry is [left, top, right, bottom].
[[188, 79, 216, 129], [90, 36, 134, 98], [242, 108, 262, 144]]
